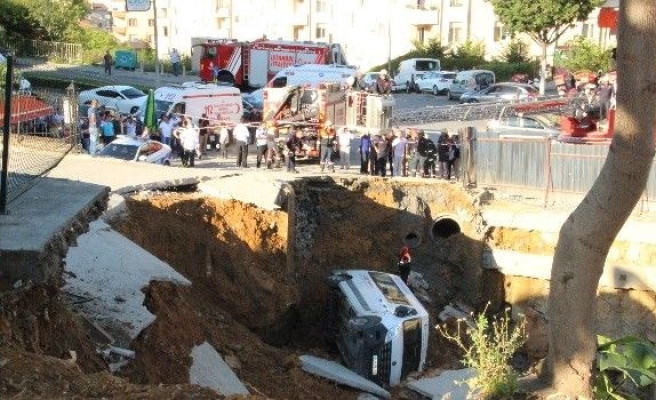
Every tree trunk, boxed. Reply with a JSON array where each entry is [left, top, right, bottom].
[[539, 43, 547, 95], [544, 0, 656, 397]]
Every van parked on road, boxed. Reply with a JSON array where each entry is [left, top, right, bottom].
[[326, 269, 429, 387], [267, 63, 357, 88], [153, 82, 243, 125], [393, 58, 441, 93], [447, 69, 496, 101]]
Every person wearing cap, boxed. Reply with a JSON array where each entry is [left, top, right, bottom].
[[319, 120, 337, 172], [374, 70, 392, 95], [397, 246, 412, 285]]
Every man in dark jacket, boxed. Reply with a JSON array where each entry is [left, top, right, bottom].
[[359, 131, 371, 175], [374, 70, 392, 95], [409, 130, 428, 177], [286, 129, 301, 173]]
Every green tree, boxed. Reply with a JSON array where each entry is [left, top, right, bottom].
[[497, 38, 531, 64], [0, 0, 43, 39], [489, 0, 602, 93], [0, 0, 88, 41], [557, 36, 611, 73], [544, 0, 656, 398]]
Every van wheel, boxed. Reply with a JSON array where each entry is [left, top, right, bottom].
[[432, 86, 439, 96], [327, 272, 352, 288], [348, 316, 382, 331]]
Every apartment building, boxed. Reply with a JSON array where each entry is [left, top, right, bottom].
[[92, 0, 616, 72]]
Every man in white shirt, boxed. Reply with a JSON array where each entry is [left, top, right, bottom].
[[233, 117, 251, 168], [337, 126, 355, 170], [158, 115, 174, 147], [177, 119, 199, 167]]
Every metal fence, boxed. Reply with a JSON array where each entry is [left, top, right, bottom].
[[470, 131, 656, 211], [0, 83, 81, 208], [0, 37, 82, 63]]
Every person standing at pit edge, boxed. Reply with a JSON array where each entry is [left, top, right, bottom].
[[233, 117, 251, 168], [398, 246, 412, 285], [103, 50, 113, 75]]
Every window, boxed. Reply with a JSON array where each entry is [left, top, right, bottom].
[[449, 0, 463, 6], [128, 18, 138, 27], [581, 22, 594, 38], [129, 35, 139, 42], [494, 22, 510, 42], [159, 8, 167, 18], [163, 27, 168, 37], [417, 26, 430, 43], [316, 0, 326, 12], [148, 19, 154, 27], [448, 22, 463, 44], [293, 27, 303, 40], [417, 0, 425, 8], [315, 24, 326, 39]]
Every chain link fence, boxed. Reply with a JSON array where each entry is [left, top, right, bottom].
[[1, 77, 81, 208]]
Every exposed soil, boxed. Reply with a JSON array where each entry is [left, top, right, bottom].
[[0, 177, 535, 399]]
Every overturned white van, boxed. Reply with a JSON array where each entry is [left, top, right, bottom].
[[153, 82, 242, 125], [325, 270, 429, 387]]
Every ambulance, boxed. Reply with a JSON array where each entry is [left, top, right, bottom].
[[267, 63, 357, 89], [153, 81, 242, 125]]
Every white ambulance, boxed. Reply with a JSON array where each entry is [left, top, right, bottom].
[[153, 82, 242, 125], [267, 63, 357, 88]]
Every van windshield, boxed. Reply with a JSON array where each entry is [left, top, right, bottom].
[[369, 271, 411, 305], [415, 60, 440, 72]]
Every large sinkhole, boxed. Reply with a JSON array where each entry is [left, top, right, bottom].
[[109, 179, 487, 362]]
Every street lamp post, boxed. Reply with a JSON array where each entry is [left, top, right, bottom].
[[153, 0, 160, 87]]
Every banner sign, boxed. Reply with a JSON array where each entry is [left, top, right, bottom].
[[126, 0, 151, 11]]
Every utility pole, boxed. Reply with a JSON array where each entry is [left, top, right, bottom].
[[153, 0, 160, 87]]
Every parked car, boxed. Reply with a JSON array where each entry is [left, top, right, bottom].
[[78, 85, 147, 115], [414, 71, 457, 95], [242, 98, 262, 122], [361, 72, 379, 89], [487, 113, 562, 140], [447, 69, 496, 101], [459, 82, 538, 104], [97, 136, 172, 165]]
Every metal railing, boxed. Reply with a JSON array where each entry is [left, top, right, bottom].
[[0, 37, 83, 63], [0, 57, 81, 211]]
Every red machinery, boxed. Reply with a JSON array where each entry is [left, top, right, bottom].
[[196, 38, 348, 89]]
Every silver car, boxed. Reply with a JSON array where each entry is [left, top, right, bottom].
[[487, 113, 561, 140], [460, 82, 538, 104], [98, 136, 172, 165]]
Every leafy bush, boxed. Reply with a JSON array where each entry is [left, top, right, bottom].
[[437, 307, 527, 399], [479, 61, 539, 82], [595, 335, 656, 399], [497, 39, 531, 64], [556, 36, 612, 73]]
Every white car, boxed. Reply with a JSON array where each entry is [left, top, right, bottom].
[[78, 85, 147, 115], [98, 136, 172, 165], [414, 71, 457, 95]]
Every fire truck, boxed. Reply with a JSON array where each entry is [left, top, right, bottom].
[[262, 82, 395, 161], [196, 38, 348, 89]]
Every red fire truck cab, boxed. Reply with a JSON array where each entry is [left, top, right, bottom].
[[196, 38, 348, 89]]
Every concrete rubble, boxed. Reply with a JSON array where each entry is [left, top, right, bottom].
[[406, 368, 474, 400], [299, 355, 391, 399], [190, 342, 250, 396]]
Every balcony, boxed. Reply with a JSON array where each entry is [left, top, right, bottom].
[[407, 7, 439, 26], [113, 26, 127, 35], [290, 12, 308, 27], [216, 7, 230, 18]]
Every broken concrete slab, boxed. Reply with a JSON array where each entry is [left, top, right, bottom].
[[406, 368, 474, 400], [299, 355, 391, 399], [189, 342, 249, 396]]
